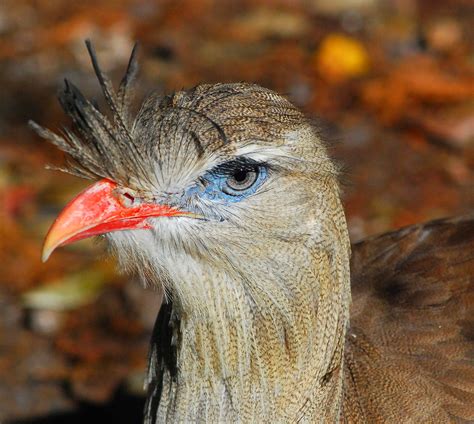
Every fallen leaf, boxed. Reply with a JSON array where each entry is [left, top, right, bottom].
[[314, 33, 370, 82], [22, 270, 106, 311]]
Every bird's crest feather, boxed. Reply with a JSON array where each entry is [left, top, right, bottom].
[[29, 40, 147, 186]]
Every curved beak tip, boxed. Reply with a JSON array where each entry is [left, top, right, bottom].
[[41, 248, 53, 263], [41, 230, 64, 263]]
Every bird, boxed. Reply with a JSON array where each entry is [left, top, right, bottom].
[[31, 41, 474, 423]]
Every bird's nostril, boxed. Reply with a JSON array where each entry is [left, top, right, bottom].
[[120, 192, 135, 207]]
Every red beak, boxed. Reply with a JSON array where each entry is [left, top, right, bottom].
[[42, 179, 189, 262]]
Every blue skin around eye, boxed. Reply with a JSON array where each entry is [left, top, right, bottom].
[[187, 166, 268, 203]]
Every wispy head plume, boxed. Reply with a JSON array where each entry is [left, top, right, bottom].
[[29, 40, 150, 187]]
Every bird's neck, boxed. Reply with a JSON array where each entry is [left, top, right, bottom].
[[150, 239, 351, 422]]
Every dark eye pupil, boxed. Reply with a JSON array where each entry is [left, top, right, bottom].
[[233, 170, 248, 183], [224, 166, 259, 193]]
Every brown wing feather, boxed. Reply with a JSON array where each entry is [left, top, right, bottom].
[[343, 215, 474, 423]]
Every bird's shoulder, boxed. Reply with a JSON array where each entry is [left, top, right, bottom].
[[343, 215, 474, 423]]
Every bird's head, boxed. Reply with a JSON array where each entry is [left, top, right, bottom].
[[33, 43, 349, 317]]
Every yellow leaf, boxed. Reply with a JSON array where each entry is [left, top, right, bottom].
[[314, 33, 370, 82], [22, 270, 106, 311]]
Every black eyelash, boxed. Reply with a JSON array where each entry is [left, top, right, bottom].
[[210, 157, 266, 177]]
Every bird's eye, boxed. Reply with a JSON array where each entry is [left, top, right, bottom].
[[194, 158, 268, 203], [224, 167, 259, 195]]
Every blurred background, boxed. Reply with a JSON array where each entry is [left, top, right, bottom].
[[0, 0, 472, 422]]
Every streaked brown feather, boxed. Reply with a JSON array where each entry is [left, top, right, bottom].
[[345, 215, 474, 422]]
